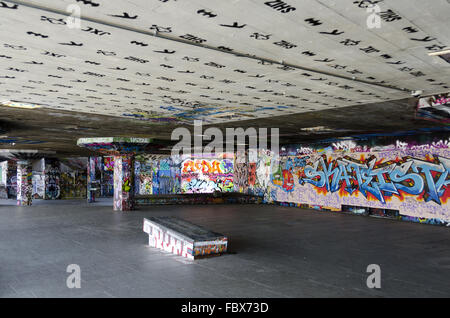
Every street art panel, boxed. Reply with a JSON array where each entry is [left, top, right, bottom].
[[151, 159, 160, 195], [45, 160, 61, 200], [156, 157, 181, 194], [181, 159, 234, 193], [278, 129, 450, 157], [57, 158, 89, 200], [234, 159, 248, 193], [101, 172, 114, 197], [17, 163, 32, 206], [416, 93, 450, 124], [113, 155, 134, 211], [248, 163, 257, 187], [103, 156, 114, 172], [140, 162, 153, 195], [247, 150, 277, 200], [61, 172, 87, 199], [268, 149, 450, 222], [6, 161, 17, 199], [134, 160, 153, 195], [101, 157, 114, 197]]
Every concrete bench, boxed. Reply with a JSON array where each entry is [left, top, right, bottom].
[[143, 216, 228, 260], [135, 193, 262, 206]]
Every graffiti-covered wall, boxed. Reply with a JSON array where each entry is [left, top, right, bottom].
[[17, 163, 32, 206], [32, 173, 45, 199], [248, 150, 274, 199], [31, 158, 44, 199], [113, 155, 134, 211], [158, 157, 181, 194], [260, 142, 450, 223], [102, 156, 114, 196], [84, 157, 113, 199], [134, 155, 182, 195], [135, 160, 153, 195], [180, 158, 234, 193], [45, 159, 61, 200], [133, 154, 236, 195], [136, 155, 182, 195], [234, 160, 248, 193], [61, 171, 87, 199]]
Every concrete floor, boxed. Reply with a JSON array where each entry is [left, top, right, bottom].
[[0, 200, 449, 298]]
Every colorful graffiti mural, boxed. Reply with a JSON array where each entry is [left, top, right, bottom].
[[77, 137, 154, 156], [181, 159, 234, 193], [248, 163, 257, 186], [234, 160, 248, 193], [101, 171, 114, 197], [416, 93, 450, 124], [156, 157, 181, 194], [32, 173, 45, 199], [45, 160, 61, 200], [277, 129, 450, 157], [17, 163, 32, 206], [61, 172, 87, 199], [267, 149, 450, 222], [83, 157, 113, 199], [248, 151, 274, 200], [103, 156, 114, 172], [6, 161, 17, 199], [113, 155, 134, 211], [97, 156, 114, 197], [137, 161, 153, 195]]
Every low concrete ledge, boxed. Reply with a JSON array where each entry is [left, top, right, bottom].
[[143, 216, 228, 260], [136, 193, 262, 206]]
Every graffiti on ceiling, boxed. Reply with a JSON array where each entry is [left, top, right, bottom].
[[0, 0, 449, 124]]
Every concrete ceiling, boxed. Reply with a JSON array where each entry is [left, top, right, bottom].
[[0, 0, 449, 156], [1, 0, 449, 122], [1, 97, 448, 156]]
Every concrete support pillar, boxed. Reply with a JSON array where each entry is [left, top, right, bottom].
[[17, 160, 32, 206], [44, 159, 61, 200], [87, 157, 97, 203], [0, 161, 8, 199], [113, 154, 135, 211], [234, 150, 249, 194]]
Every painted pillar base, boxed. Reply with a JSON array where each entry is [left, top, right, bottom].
[[17, 160, 32, 206], [113, 154, 135, 211]]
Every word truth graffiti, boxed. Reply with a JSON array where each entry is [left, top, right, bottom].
[[272, 155, 450, 205]]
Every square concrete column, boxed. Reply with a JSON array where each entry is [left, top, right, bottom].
[[17, 160, 32, 206], [113, 155, 135, 211], [44, 159, 61, 200], [87, 157, 97, 203]]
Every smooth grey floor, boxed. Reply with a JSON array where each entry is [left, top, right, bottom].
[[0, 200, 449, 298]]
